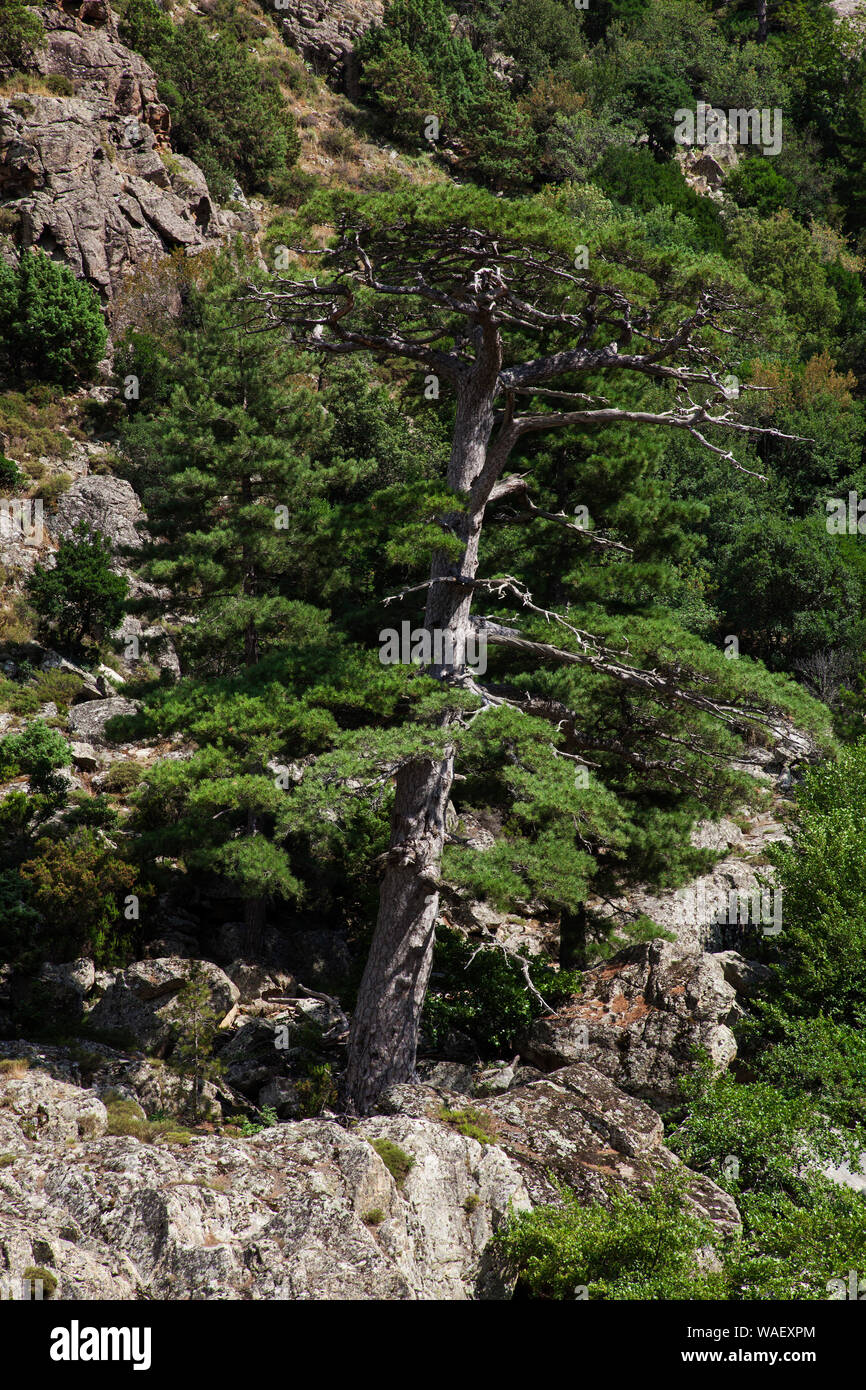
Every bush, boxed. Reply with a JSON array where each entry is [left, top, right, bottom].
[[0, 250, 106, 386], [592, 145, 726, 253], [0, 720, 71, 794], [27, 523, 129, 652], [0, 1, 44, 71], [101, 760, 145, 795], [119, 0, 299, 200], [19, 827, 138, 963], [0, 455, 22, 490], [497, 1178, 722, 1300], [727, 157, 795, 217]]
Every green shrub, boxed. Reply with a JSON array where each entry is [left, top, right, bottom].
[[19, 827, 138, 963], [0, 1, 44, 71], [370, 1138, 415, 1187], [0, 720, 71, 794], [101, 760, 145, 795], [0, 250, 106, 386], [726, 157, 795, 217], [22, 1266, 57, 1299], [363, 1207, 386, 1225], [497, 1178, 722, 1300], [592, 145, 726, 254], [0, 455, 21, 490], [27, 524, 129, 652]]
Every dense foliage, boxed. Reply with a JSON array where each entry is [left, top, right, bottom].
[[0, 251, 106, 387], [119, 0, 299, 200]]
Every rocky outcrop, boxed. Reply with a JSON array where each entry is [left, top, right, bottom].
[[0, 1065, 530, 1299], [84, 958, 238, 1053], [278, 0, 384, 97], [380, 1065, 740, 1235], [0, 8, 239, 300], [588, 810, 788, 953], [524, 940, 738, 1108]]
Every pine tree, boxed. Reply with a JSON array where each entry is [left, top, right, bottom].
[[252, 184, 831, 1112], [169, 963, 225, 1123]]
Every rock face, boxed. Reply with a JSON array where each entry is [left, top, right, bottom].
[[67, 696, 138, 744], [524, 940, 738, 1108], [381, 1065, 740, 1235], [0, 8, 229, 300], [588, 810, 788, 953], [85, 958, 239, 1053], [0, 1066, 530, 1299], [278, 0, 384, 96]]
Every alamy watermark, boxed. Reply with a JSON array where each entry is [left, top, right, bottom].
[[379, 621, 487, 676], [674, 103, 783, 157]]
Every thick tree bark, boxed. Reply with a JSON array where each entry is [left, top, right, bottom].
[[344, 322, 504, 1113], [757, 0, 767, 41]]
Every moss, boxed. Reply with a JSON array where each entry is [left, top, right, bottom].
[[0, 1153, 16, 1168], [463, 1192, 481, 1213], [369, 1138, 415, 1188], [100, 760, 145, 795], [438, 1106, 497, 1145], [22, 1266, 57, 1298], [160, 1129, 193, 1146]]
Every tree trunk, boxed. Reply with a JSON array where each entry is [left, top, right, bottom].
[[344, 327, 505, 1113], [757, 0, 767, 41]]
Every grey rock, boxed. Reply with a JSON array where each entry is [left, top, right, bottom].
[[67, 697, 138, 745], [524, 940, 737, 1108], [85, 958, 238, 1053]]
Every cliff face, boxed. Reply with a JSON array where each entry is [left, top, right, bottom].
[[0, 5, 242, 302], [275, 0, 384, 96]]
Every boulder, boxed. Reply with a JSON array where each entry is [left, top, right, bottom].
[[84, 958, 239, 1053], [67, 697, 138, 745], [712, 950, 773, 998], [51, 475, 144, 553], [524, 940, 737, 1107]]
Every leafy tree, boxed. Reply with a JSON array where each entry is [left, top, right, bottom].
[[0, 0, 44, 71], [712, 513, 863, 673], [19, 828, 137, 963], [618, 64, 693, 156], [496, 0, 584, 86], [27, 524, 129, 653], [0, 250, 106, 386]]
